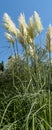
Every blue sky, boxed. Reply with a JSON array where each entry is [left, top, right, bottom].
[[0, 0, 52, 62]]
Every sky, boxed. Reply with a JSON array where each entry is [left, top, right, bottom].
[[0, 0, 52, 63]]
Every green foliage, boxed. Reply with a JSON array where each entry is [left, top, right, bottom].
[[0, 61, 4, 71]]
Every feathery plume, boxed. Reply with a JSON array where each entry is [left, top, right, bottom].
[[34, 11, 43, 33], [27, 16, 35, 39], [3, 13, 17, 36], [16, 28, 25, 47], [29, 16, 34, 28], [46, 24, 52, 52], [5, 32, 15, 44], [18, 13, 27, 35]]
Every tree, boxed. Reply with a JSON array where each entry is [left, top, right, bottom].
[[0, 61, 4, 71]]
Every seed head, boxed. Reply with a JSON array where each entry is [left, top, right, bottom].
[[5, 32, 15, 44], [34, 11, 43, 33], [46, 25, 52, 52], [18, 13, 27, 35], [3, 13, 17, 36]]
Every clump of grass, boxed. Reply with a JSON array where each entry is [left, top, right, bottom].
[[0, 12, 52, 130]]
